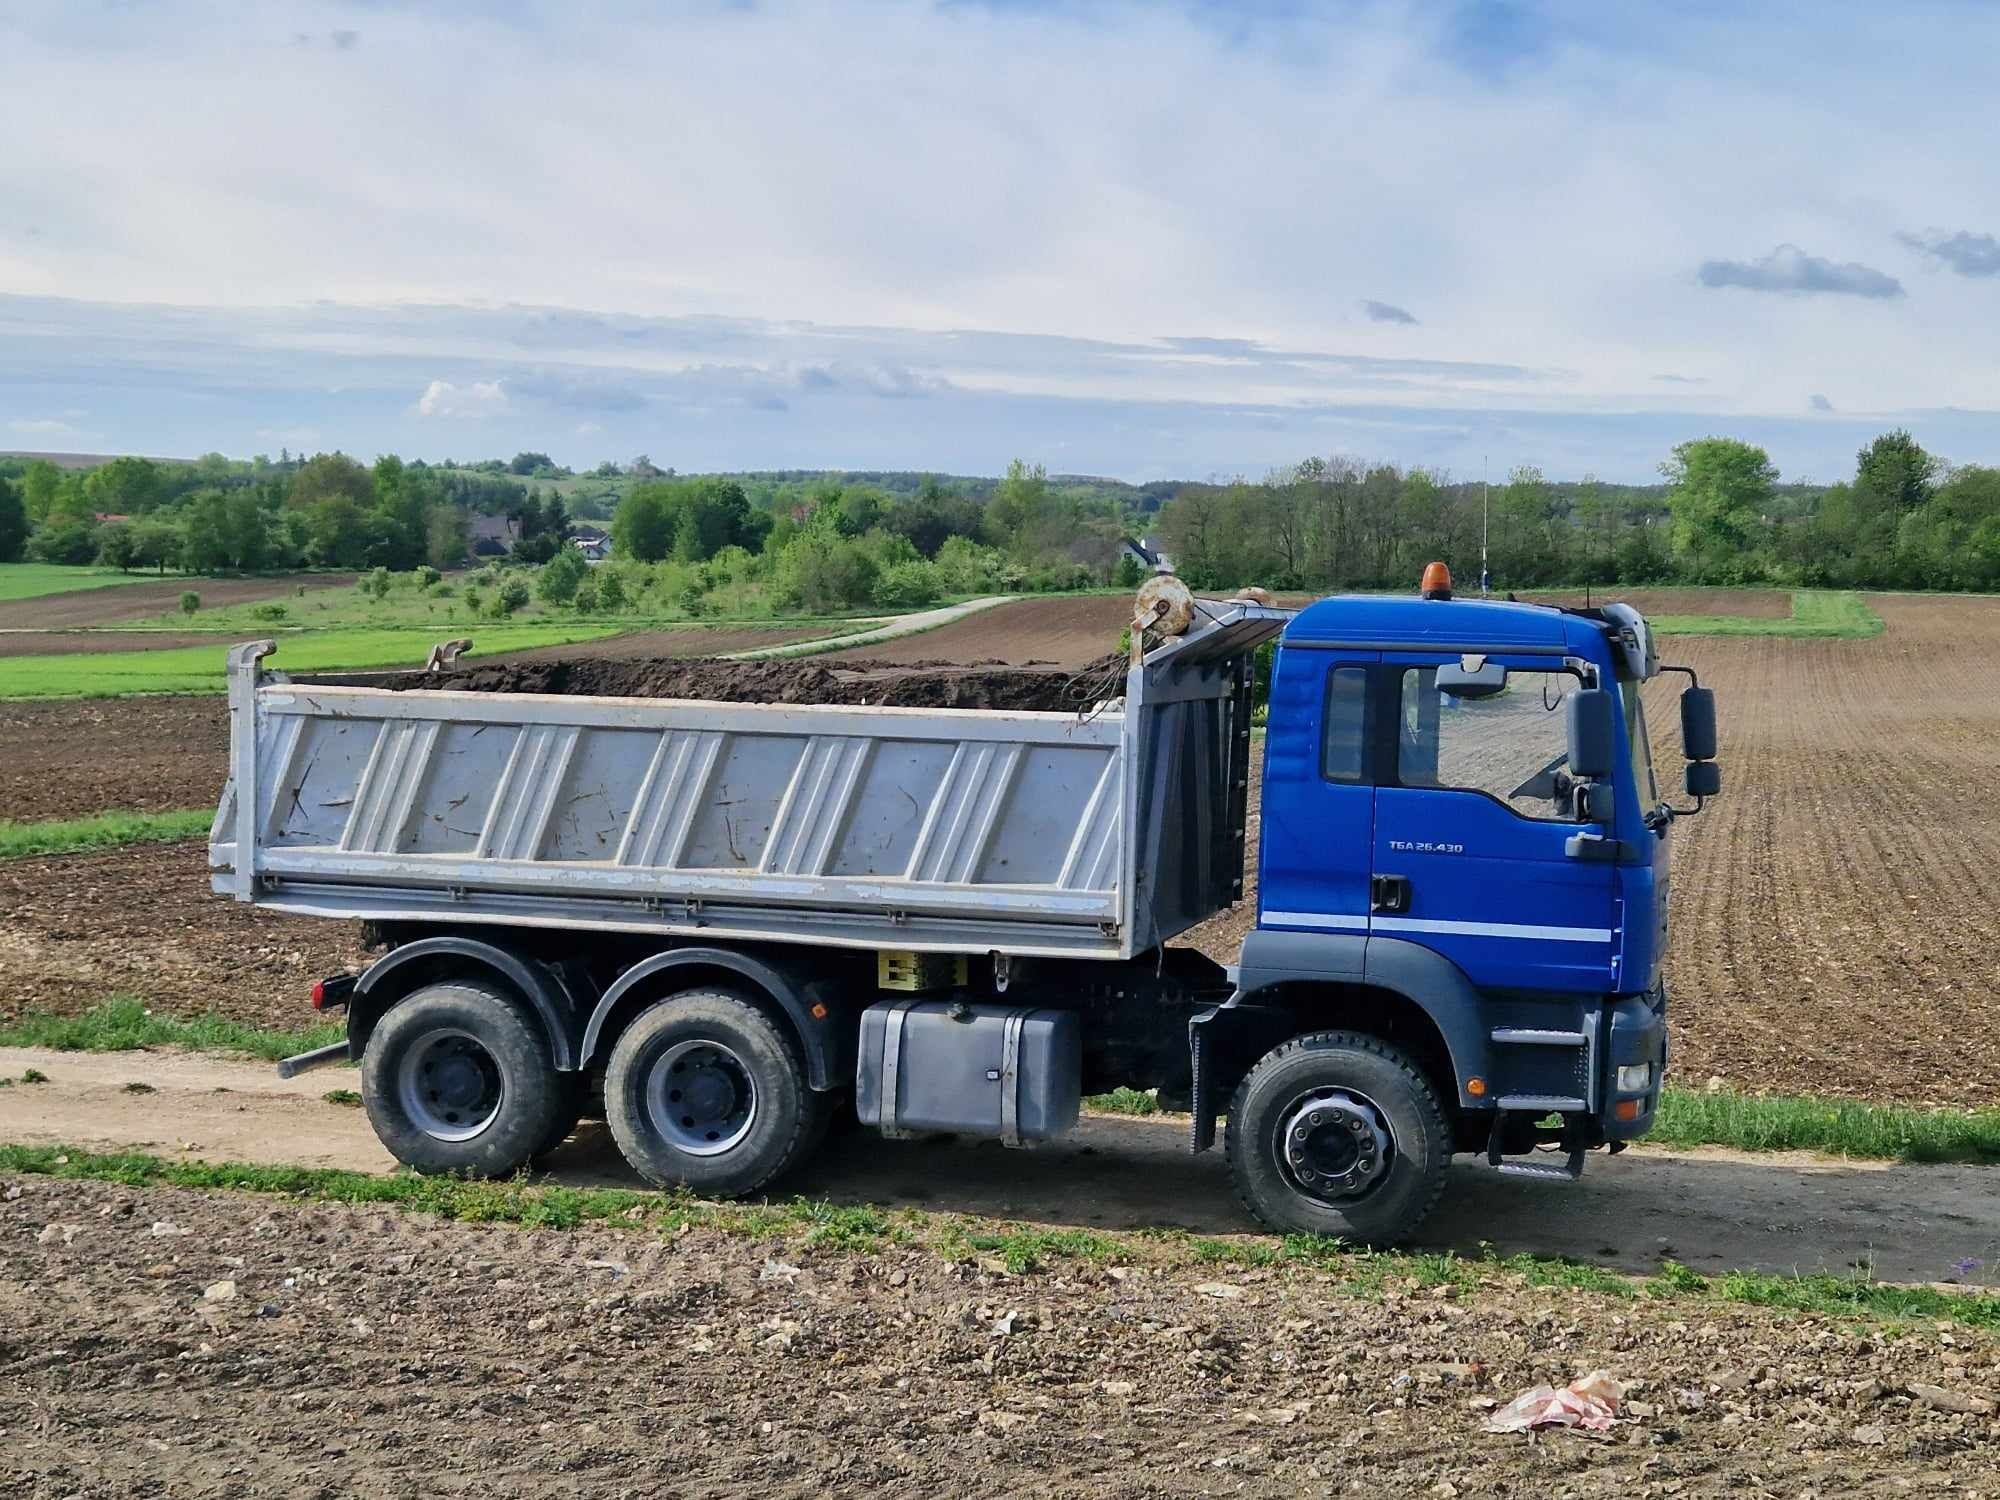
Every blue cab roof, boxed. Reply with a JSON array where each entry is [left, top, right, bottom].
[[1282, 593, 1605, 654]]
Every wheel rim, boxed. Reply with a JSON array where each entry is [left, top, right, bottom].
[[644, 1038, 758, 1157], [1275, 1087, 1394, 1205], [396, 1028, 504, 1143]]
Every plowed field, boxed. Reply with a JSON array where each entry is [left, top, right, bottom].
[[1633, 594, 2000, 1106]]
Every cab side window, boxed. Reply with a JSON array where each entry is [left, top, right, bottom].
[[1396, 666, 1579, 820], [1320, 666, 1369, 783]]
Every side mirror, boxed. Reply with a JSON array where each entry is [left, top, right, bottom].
[[1680, 686, 1717, 762], [1567, 688, 1617, 779], [1686, 760, 1721, 798], [1436, 660, 1508, 699]]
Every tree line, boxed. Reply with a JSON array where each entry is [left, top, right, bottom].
[[1155, 430, 2000, 593], [5, 429, 1998, 602]]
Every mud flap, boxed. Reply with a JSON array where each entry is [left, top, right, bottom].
[[1188, 1007, 1218, 1154]]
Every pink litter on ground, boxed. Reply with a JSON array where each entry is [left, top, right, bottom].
[[1483, 1370, 1625, 1434]]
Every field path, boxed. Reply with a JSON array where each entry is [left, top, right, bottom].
[[723, 594, 1014, 658], [6, 1044, 1996, 1286]]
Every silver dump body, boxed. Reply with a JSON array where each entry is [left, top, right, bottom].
[[210, 602, 1290, 961]]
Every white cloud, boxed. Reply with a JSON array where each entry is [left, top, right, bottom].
[[415, 379, 508, 419], [6, 416, 81, 436]]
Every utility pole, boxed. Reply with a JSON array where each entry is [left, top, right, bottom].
[[1480, 456, 1491, 596]]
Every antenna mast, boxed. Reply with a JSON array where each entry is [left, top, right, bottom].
[[1480, 456, 1491, 596]]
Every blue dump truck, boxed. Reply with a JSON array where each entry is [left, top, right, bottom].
[[215, 567, 1718, 1244]]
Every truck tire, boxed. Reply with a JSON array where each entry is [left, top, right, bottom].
[[604, 988, 824, 1198], [1225, 1030, 1450, 1246], [360, 980, 569, 1177]]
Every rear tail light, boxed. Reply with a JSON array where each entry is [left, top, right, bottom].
[[311, 975, 356, 1012]]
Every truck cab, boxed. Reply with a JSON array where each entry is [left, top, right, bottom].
[[1193, 571, 1720, 1242]]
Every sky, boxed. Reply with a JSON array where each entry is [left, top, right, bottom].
[[3, 0, 1999, 485]]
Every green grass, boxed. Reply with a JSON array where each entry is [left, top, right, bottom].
[[0, 624, 628, 700], [1088, 1083, 2000, 1166], [0, 808, 214, 860], [1650, 590, 1884, 638], [0, 998, 345, 1063], [1652, 1089, 2000, 1164], [4, 1141, 1994, 1329], [0, 563, 156, 603]]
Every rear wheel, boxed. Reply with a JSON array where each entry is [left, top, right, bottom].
[[604, 989, 823, 1197], [1225, 1030, 1450, 1246], [360, 980, 567, 1177]]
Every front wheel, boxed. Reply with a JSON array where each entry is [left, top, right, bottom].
[[603, 989, 823, 1198], [1225, 1031, 1451, 1246], [360, 980, 568, 1177]]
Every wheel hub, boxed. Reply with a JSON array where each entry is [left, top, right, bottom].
[[1277, 1089, 1392, 1202], [396, 1029, 504, 1143], [647, 1039, 758, 1157]]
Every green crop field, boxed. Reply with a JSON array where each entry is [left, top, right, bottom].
[[0, 563, 156, 603], [0, 625, 626, 700]]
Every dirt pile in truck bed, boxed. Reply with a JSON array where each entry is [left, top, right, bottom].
[[311, 652, 1130, 713]]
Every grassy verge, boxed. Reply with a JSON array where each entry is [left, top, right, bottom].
[[1087, 1086, 2000, 1165], [0, 998, 344, 1063], [1651, 1089, 2000, 1163], [0, 809, 213, 860], [2, 1141, 1994, 1330], [1651, 590, 1884, 638], [0, 624, 628, 700], [0, 563, 156, 603]]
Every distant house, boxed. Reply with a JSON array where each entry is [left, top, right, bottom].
[[92, 513, 131, 527], [570, 526, 611, 563], [468, 513, 520, 557]]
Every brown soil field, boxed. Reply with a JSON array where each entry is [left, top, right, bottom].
[[0, 842, 368, 1029], [474, 623, 835, 663], [0, 573, 356, 630], [0, 630, 237, 658], [1633, 593, 2000, 1107], [1, 696, 227, 820], [5, 1172, 1995, 1498]]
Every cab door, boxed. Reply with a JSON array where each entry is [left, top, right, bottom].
[[1257, 649, 1376, 937], [1369, 655, 1617, 994]]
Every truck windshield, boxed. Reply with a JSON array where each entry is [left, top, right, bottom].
[[1624, 686, 1659, 808]]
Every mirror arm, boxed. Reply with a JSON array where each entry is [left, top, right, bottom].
[[1659, 664, 1701, 688]]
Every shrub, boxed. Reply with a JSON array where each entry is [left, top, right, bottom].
[[872, 559, 941, 610], [594, 568, 626, 611], [415, 565, 442, 590], [461, 587, 483, 615], [363, 567, 393, 600], [572, 580, 599, 613], [536, 546, 589, 606], [495, 578, 531, 617], [771, 530, 879, 612], [250, 603, 289, 622], [179, 590, 201, 616], [934, 536, 1005, 594]]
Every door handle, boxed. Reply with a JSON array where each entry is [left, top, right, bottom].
[[1370, 874, 1411, 914]]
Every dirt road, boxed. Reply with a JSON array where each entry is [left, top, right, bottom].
[[5, 1167, 1997, 1497], [5, 1045, 1996, 1288]]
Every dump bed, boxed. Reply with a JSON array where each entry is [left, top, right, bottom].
[[210, 603, 1289, 961]]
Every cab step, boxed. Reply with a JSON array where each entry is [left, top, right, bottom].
[[1493, 1150, 1585, 1183]]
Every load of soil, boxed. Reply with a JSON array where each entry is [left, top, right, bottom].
[[322, 651, 1130, 714]]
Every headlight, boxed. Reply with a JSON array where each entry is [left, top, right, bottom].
[[1615, 1063, 1652, 1094]]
